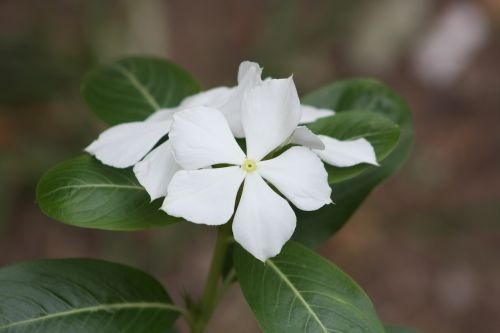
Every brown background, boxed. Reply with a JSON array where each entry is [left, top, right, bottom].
[[1, 1, 499, 332]]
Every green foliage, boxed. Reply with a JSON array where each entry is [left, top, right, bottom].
[[0, 259, 179, 333], [308, 110, 400, 184], [37, 155, 177, 230], [235, 241, 385, 333], [82, 56, 200, 125], [295, 79, 414, 246], [37, 56, 202, 230], [32, 58, 417, 332]]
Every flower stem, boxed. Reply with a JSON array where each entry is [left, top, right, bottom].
[[191, 223, 232, 333]]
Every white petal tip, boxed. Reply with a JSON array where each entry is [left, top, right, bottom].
[[364, 155, 380, 167], [149, 194, 161, 202], [314, 136, 379, 168], [290, 126, 325, 150], [86, 150, 131, 169], [319, 196, 334, 207], [84, 143, 95, 154], [246, 248, 283, 262], [258, 252, 279, 262], [159, 203, 170, 215], [299, 105, 336, 124]]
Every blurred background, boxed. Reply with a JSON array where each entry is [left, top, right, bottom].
[[1, 0, 499, 332]]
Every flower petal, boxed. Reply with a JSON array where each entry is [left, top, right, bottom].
[[289, 126, 325, 150], [219, 61, 263, 138], [163, 167, 245, 225], [299, 105, 335, 124], [242, 77, 301, 161], [85, 120, 171, 168], [146, 87, 234, 124], [258, 146, 332, 211], [237, 61, 262, 85], [181, 86, 233, 109], [169, 107, 246, 169], [314, 136, 379, 167], [232, 172, 296, 261], [133, 141, 180, 200], [145, 108, 178, 123]]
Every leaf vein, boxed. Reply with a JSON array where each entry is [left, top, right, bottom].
[[266, 260, 328, 333], [0, 302, 181, 330], [111, 63, 161, 110]]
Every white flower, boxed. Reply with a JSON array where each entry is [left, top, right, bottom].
[[164, 78, 332, 261], [312, 136, 379, 167], [85, 59, 377, 203], [239, 63, 378, 168], [294, 105, 378, 168], [84, 62, 263, 200], [253, 63, 378, 168], [286, 107, 379, 168], [299, 104, 336, 124], [292, 129, 379, 168], [85, 62, 261, 168]]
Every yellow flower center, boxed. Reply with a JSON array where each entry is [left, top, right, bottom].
[[242, 159, 257, 172]]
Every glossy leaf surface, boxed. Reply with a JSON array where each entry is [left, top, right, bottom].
[[82, 56, 200, 125], [235, 241, 385, 333], [296, 79, 413, 246], [0, 259, 179, 333], [37, 155, 176, 230]]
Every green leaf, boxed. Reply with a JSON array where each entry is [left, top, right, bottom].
[[235, 241, 385, 333], [385, 326, 421, 333], [37, 155, 177, 230], [0, 259, 180, 333], [82, 56, 200, 125], [307, 111, 400, 184], [295, 79, 414, 246]]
